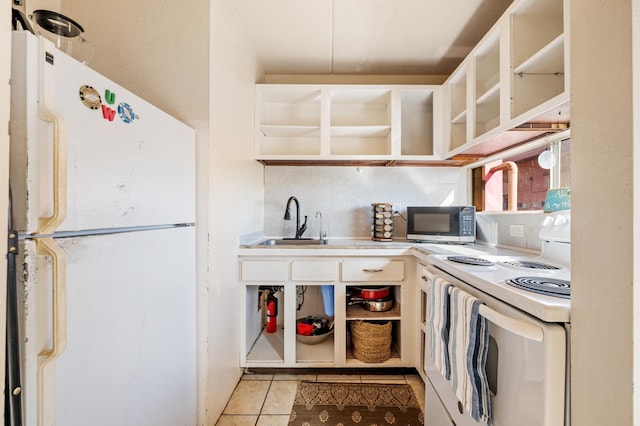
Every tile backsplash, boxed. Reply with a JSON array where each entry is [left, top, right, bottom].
[[264, 166, 469, 239]]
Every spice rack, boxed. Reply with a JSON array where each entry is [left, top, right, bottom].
[[371, 203, 394, 241]]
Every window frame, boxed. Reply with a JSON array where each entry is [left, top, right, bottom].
[[466, 129, 571, 212]]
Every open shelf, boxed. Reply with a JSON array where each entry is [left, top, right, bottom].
[[474, 29, 501, 138], [510, 0, 566, 119], [295, 285, 335, 363], [346, 303, 401, 320], [400, 89, 435, 156], [256, 86, 321, 156], [260, 125, 320, 138], [246, 328, 285, 363], [510, 0, 564, 71], [476, 82, 500, 106], [346, 344, 402, 365], [449, 66, 468, 122], [513, 34, 565, 75], [330, 88, 392, 126], [345, 320, 402, 365], [296, 335, 335, 363], [330, 125, 391, 138]]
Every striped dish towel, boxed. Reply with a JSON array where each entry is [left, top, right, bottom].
[[428, 276, 452, 380], [449, 286, 492, 425]]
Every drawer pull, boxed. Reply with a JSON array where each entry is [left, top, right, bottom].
[[362, 268, 384, 273]]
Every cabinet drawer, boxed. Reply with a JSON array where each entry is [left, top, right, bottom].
[[342, 260, 404, 282], [241, 260, 289, 281], [291, 261, 339, 281]]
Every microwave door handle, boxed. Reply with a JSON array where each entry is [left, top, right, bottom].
[[478, 304, 544, 342]]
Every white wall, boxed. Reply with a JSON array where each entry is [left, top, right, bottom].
[[60, 1, 208, 123], [570, 0, 637, 423], [264, 166, 468, 239], [207, 0, 265, 421], [1, 0, 12, 420]]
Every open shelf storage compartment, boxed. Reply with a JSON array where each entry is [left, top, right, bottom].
[[510, 0, 566, 119], [245, 285, 285, 364], [295, 285, 335, 364], [474, 30, 501, 138], [448, 65, 469, 151], [400, 89, 435, 156], [345, 284, 402, 365], [330, 88, 392, 155], [256, 86, 322, 156], [346, 320, 402, 365]]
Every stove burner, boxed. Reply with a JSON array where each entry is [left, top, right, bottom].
[[506, 277, 571, 299], [502, 260, 561, 270], [447, 256, 495, 267]]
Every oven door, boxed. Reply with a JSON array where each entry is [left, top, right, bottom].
[[422, 265, 566, 426]]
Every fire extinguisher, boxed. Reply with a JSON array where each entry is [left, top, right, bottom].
[[266, 292, 278, 333]]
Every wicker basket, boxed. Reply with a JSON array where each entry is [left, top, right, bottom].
[[350, 320, 392, 363]]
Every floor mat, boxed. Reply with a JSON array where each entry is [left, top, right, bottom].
[[288, 381, 424, 425]]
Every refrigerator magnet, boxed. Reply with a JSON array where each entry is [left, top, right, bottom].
[[79, 85, 101, 110]]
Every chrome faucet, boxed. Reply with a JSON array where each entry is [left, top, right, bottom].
[[283, 196, 307, 239], [316, 211, 326, 241]]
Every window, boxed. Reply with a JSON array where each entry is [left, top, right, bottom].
[[471, 136, 571, 211]]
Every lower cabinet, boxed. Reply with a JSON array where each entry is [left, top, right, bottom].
[[239, 256, 416, 368]]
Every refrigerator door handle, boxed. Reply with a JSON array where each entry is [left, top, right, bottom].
[[35, 237, 67, 426], [37, 36, 68, 235]]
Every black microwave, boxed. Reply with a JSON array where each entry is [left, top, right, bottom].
[[406, 206, 476, 243]]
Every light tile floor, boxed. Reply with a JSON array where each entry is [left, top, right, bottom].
[[215, 371, 425, 426]]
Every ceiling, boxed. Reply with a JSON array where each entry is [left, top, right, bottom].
[[232, 0, 514, 76]]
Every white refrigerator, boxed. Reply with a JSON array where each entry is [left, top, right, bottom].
[[9, 31, 197, 426]]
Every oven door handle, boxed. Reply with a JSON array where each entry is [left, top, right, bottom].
[[422, 266, 544, 342], [477, 304, 544, 342]]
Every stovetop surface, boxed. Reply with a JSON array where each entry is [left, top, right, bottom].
[[427, 252, 571, 323]]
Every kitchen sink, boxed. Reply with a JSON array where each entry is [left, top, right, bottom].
[[259, 238, 328, 246]]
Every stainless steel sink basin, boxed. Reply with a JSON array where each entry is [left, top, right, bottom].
[[259, 238, 328, 246]]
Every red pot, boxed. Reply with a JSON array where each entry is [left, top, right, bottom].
[[352, 286, 391, 300]]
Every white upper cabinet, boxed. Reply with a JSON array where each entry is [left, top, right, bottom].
[[255, 84, 443, 163], [443, 0, 570, 158]]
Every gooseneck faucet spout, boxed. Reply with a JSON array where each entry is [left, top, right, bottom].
[[284, 196, 307, 239]]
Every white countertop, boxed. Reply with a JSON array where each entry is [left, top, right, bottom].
[[238, 238, 538, 259]]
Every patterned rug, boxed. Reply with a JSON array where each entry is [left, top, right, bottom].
[[288, 381, 424, 425]]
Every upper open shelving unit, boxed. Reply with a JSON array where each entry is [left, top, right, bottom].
[[254, 0, 570, 166], [255, 84, 449, 165], [443, 0, 570, 159]]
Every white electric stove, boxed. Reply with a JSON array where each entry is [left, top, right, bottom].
[[423, 210, 571, 426]]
